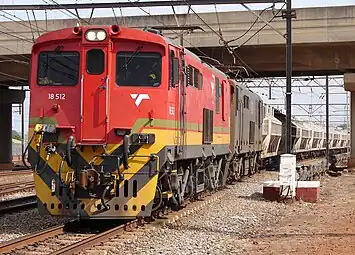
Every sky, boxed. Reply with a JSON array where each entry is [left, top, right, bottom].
[[6, 0, 352, 136]]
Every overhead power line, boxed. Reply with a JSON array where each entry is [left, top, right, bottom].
[[231, 4, 285, 48], [0, 1, 284, 10], [125, 0, 209, 57]]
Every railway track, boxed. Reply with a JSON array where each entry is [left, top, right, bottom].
[[0, 219, 140, 255], [0, 181, 35, 197], [0, 195, 37, 214], [0, 185, 224, 254], [0, 170, 32, 177], [0, 154, 346, 254]]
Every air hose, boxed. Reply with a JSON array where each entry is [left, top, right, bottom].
[[22, 132, 45, 174], [66, 136, 75, 167], [22, 132, 36, 169], [101, 185, 111, 210]]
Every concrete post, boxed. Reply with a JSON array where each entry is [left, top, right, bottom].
[[349, 91, 355, 168], [0, 101, 12, 170], [0, 88, 25, 170], [344, 73, 355, 168]]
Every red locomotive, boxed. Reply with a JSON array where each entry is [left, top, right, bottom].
[[27, 25, 263, 219]]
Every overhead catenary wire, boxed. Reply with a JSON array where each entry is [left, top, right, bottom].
[[214, 4, 222, 37], [42, 0, 90, 25], [26, 10, 36, 42], [0, 16, 34, 73], [0, 71, 28, 84], [32, 10, 41, 37], [0, 9, 45, 66], [232, 3, 285, 50], [119, 7, 126, 25], [169, 4, 193, 41], [0, 10, 46, 33], [0, 1, 283, 80], [48, 0, 90, 25], [124, 0, 255, 77], [249, 76, 346, 122], [0, 22, 34, 44], [0, 57, 29, 65], [0, 1, 286, 10], [0, 16, 37, 61], [2, 1, 279, 78], [125, 0, 214, 60], [0, 45, 30, 61], [225, 4, 273, 44], [179, 0, 258, 76], [0, 29, 33, 43], [0, 8, 52, 65], [0, 9, 75, 83], [112, 7, 119, 24]]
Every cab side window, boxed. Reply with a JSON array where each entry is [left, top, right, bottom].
[[186, 65, 202, 89]]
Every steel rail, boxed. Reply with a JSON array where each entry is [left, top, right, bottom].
[[0, 224, 65, 253], [52, 220, 139, 255], [0, 170, 32, 177], [0, 220, 138, 254], [0, 181, 34, 190], [0, 195, 37, 214], [0, 181, 35, 196]]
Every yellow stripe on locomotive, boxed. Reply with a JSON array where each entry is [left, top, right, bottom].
[[29, 121, 230, 219]]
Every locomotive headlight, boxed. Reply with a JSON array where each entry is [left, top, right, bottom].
[[85, 29, 107, 41], [86, 31, 96, 41], [96, 30, 106, 41]]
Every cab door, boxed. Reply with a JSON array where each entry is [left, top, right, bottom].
[[80, 47, 108, 143]]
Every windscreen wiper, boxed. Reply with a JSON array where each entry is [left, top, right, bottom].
[[122, 45, 143, 70]]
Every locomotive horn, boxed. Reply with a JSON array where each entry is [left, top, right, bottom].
[[72, 26, 82, 35], [110, 24, 120, 35]]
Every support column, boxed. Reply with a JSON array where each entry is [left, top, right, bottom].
[[0, 88, 25, 170], [344, 73, 355, 167], [350, 92, 355, 167], [0, 101, 12, 170]]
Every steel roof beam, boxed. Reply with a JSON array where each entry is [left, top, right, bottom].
[[0, 1, 285, 11]]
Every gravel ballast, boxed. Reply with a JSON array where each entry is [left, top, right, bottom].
[[79, 171, 288, 255], [0, 209, 71, 243]]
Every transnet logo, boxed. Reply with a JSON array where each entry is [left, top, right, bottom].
[[130, 94, 150, 107]]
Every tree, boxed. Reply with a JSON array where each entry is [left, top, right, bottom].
[[12, 130, 22, 141]]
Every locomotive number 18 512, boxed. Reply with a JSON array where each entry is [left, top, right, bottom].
[[48, 93, 66, 100]]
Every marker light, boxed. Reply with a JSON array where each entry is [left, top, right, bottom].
[[85, 29, 107, 41]]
